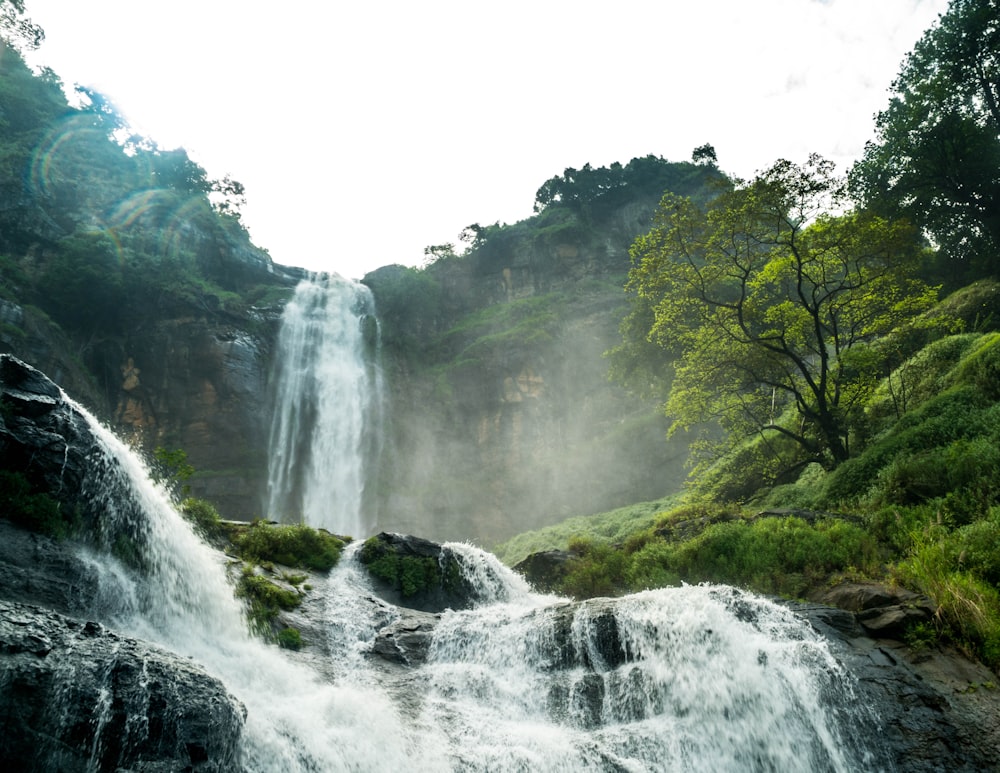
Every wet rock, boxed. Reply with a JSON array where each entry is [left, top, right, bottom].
[[0, 600, 245, 772], [810, 581, 936, 638], [793, 601, 1000, 772], [0, 521, 99, 618], [356, 532, 478, 613], [370, 609, 439, 665], [513, 549, 572, 593]]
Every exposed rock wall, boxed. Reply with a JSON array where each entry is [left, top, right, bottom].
[[374, 234, 688, 545], [0, 601, 245, 773], [0, 355, 246, 771]]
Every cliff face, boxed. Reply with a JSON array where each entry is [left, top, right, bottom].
[[105, 309, 282, 518], [369, 200, 689, 545], [0, 260, 296, 521]]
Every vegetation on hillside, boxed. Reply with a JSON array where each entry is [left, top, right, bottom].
[[3, 0, 1000, 671], [0, 32, 288, 383], [498, 0, 1000, 672]]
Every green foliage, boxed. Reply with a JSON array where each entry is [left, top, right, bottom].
[[493, 496, 680, 566], [0, 0, 44, 50], [850, 0, 1000, 279], [359, 537, 441, 597], [152, 446, 195, 496], [559, 537, 630, 598], [235, 567, 303, 635], [897, 519, 1000, 669], [663, 517, 878, 597], [180, 498, 224, 540], [231, 522, 345, 572], [533, 156, 724, 223], [362, 263, 445, 351], [548, 510, 878, 601], [0, 469, 72, 537], [950, 332, 1000, 399], [625, 155, 936, 472], [277, 627, 303, 650]]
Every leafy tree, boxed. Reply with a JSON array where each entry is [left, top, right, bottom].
[[691, 143, 717, 166], [210, 174, 246, 219], [850, 0, 1000, 279], [0, 0, 42, 50], [625, 155, 937, 471]]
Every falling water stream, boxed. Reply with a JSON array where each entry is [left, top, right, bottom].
[[265, 274, 382, 536], [40, 279, 893, 770]]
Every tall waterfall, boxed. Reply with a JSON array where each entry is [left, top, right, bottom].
[[265, 274, 382, 537], [48, 389, 891, 771]]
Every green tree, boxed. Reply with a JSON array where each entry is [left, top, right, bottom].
[[850, 0, 1000, 278], [0, 0, 43, 50], [626, 155, 937, 470]]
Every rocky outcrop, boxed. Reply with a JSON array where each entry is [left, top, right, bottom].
[[105, 310, 281, 521], [0, 356, 247, 770], [797, 602, 1000, 772], [512, 549, 573, 593], [0, 600, 245, 773], [0, 353, 99, 514], [357, 532, 478, 613], [811, 581, 937, 638]]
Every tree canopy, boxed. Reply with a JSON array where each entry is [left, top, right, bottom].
[[850, 0, 1000, 279], [624, 155, 937, 471]]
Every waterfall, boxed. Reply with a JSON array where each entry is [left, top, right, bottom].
[[66, 397, 425, 771], [41, 388, 889, 771], [419, 584, 885, 771], [265, 274, 383, 537]]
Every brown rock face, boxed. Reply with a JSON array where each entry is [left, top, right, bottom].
[[106, 315, 281, 520]]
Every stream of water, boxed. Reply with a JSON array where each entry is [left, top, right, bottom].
[[67, 400, 889, 770], [265, 274, 383, 536]]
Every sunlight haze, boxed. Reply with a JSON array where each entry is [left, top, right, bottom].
[[24, 0, 949, 278]]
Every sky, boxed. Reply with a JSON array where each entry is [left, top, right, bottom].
[[23, 0, 949, 280]]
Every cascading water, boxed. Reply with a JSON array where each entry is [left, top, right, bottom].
[[265, 274, 383, 536], [46, 388, 891, 771]]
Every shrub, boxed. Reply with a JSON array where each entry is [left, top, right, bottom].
[[235, 567, 303, 634], [277, 627, 303, 650], [360, 537, 441, 597], [897, 522, 1000, 669], [950, 332, 1000, 400], [0, 469, 73, 538], [233, 521, 345, 571], [180, 497, 224, 539], [559, 538, 629, 599]]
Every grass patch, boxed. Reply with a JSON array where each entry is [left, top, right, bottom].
[[493, 495, 681, 566], [229, 521, 346, 571], [235, 566, 303, 635]]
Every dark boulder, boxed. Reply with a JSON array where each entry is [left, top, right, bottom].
[[357, 532, 479, 613], [370, 609, 439, 665], [795, 601, 1000, 772], [513, 549, 573, 593], [811, 581, 936, 638], [0, 600, 245, 772], [0, 353, 95, 511]]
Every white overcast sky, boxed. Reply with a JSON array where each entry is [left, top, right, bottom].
[[23, 0, 948, 279]]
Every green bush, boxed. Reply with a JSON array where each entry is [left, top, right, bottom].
[[235, 568, 303, 634], [897, 522, 1000, 669], [360, 537, 441, 597], [232, 522, 345, 571], [0, 470, 73, 538], [950, 332, 1000, 400], [180, 497, 224, 539], [277, 627, 304, 650], [666, 517, 878, 597], [559, 538, 630, 598]]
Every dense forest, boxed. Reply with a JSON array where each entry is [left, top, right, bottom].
[[3, 0, 1000, 676]]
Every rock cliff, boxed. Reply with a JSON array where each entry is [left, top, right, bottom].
[[0, 355, 247, 770]]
